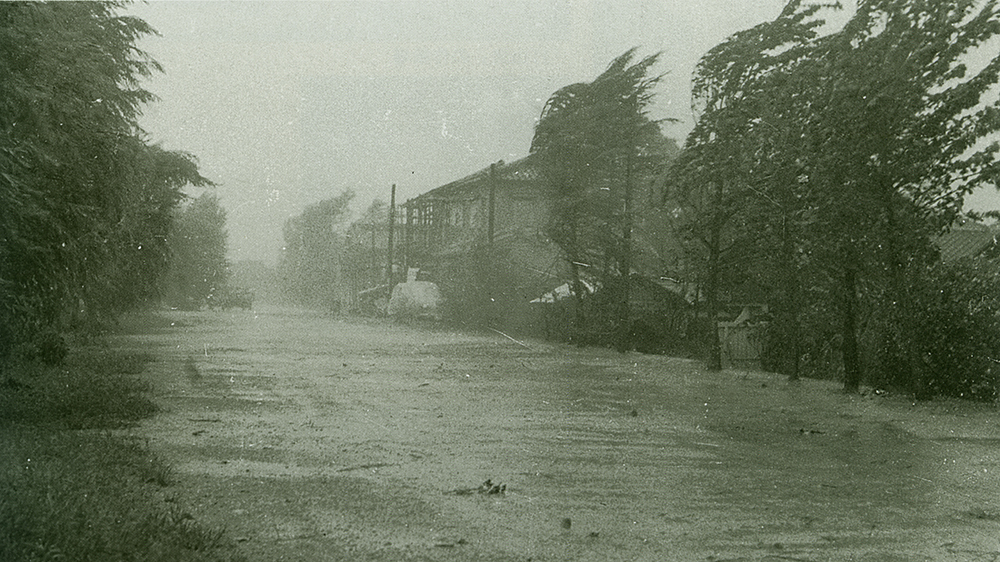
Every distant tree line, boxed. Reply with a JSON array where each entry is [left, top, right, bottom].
[[0, 1, 212, 363]]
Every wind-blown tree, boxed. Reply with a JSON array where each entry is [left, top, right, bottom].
[[0, 1, 209, 359], [162, 192, 229, 309], [530, 48, 667, 342], [280, 191, 355, 310], [665, 2, 825, 371], [84, 140, 209, 318], [789, 0, 1000, 393], [674, 0, 1000, 391], [343, 199, 389, 299]]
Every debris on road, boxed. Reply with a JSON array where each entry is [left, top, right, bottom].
[[447, 479, 506, 495]]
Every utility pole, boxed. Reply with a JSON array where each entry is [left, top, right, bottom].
[[387, 184, 396, 286], [488, 162, 497, 246], [370, 220, 377, 286]]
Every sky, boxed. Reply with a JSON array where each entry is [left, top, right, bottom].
[[126, 1, 1000, 265]]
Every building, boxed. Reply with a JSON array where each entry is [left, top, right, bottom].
[[399, 147, 696, 342], [936, 220, 1000, 261], [402, 155, 567, 333]]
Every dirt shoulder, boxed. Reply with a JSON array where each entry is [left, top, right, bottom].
[[113, 307, 1000, 561]]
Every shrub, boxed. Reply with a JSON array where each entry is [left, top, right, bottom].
[[31, 330, 68, 365], [870, 258, 1000, 400]]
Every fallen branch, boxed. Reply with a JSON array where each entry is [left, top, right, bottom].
[[446, 479, 507, 495], [489, 328, 530, 349]]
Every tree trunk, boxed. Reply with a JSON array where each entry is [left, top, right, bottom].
[[706, 180, 724, 372], [881, 187, 928, 397], [618, 154, 633, 351], [780, 215, 802, 381], [842, 259, 862, 393]]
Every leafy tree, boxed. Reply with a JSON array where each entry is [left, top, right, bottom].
[[789, 0, 1000, 393], [664, 2, 824, 371], [530, 48, 666, 341], [75, 139, 208, 320], [343, 199, 389, 296], [341, 199, 395, 314], [162, 192, 229, 309], [674, 0, 1000, 392], [0, 1, 208, 358], [280, 191, 355, 310]]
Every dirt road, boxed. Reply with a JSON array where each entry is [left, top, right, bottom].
[[114, 306, 1000, 561]]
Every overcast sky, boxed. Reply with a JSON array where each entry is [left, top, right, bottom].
[[127, 1, 1000, 265]]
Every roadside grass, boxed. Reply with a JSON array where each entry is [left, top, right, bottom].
[[0, 349, 244, 562], [0, 351, 158, 429]]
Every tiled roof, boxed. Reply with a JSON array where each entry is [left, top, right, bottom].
[[497, 155, 542, 181], [408, 155, 541, 202], [936, 226, 998, 261]]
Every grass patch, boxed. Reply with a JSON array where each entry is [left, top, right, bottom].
[[0, 351, 158, 429], [0, 428, 242, 562], [0, 348, 245, 562]]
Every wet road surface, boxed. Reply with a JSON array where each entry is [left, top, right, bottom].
[[113, 307, 1000, 561]]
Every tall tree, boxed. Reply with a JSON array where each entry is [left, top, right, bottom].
[[530, 48, 666, 339], [280, 191, 355, 309], [676, 0, 1000, 389], [0, 1, 208, 356], [343, 199, 389, 297], [665, 1, 824, 371], [792, 0, 1000, 392]]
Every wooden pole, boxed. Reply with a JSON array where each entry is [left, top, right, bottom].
[[387, 184, 396, 286], [370, 220, 376, 285], [401, 203, 408, 274], [488, 162, 497, 246]]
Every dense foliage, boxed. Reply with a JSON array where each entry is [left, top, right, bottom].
[[530, 48, 671, 342], [0, 1, 209, 359], [667, 0, 1000, 396], [869, 258, 1000, 400], [663, 3, 827, 371], [341, 199, 390, 303]]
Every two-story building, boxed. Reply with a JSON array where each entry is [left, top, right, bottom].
[[401, 155, 567, 333], [398, 143, 697, 344]]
